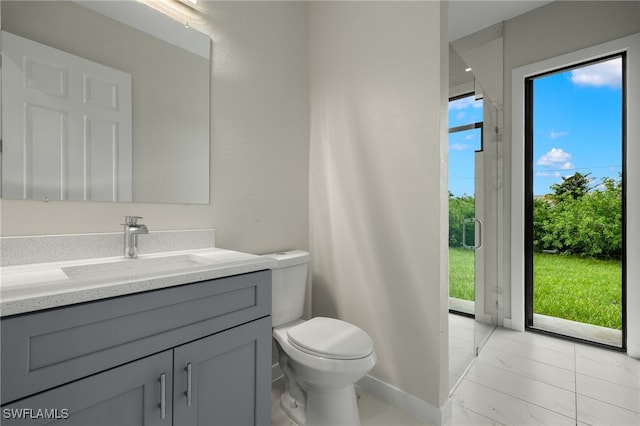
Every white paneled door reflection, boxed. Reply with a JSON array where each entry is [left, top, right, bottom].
[[2, 30, 132, 201]]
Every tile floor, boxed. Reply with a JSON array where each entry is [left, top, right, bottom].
[[448, 312, 495, 392], [532, 313, 622, 347], [271, 315, 640, 426]]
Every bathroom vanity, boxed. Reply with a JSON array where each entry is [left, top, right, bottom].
[[0, 242, 275, 426]]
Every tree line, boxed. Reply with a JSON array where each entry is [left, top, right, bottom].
[[449, 172, 622, 259]]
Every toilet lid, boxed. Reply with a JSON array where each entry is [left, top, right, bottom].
[[287, 317, 374, 360]]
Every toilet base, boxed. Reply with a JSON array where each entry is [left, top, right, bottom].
[[280, 385, 361, 426], [280, 390, 307, 425]]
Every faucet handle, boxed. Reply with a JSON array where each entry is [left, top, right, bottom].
[[124, 216, 143, 225]]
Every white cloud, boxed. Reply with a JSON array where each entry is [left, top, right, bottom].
[[550, 129, 570, 139], [571, 57, 622, 89], [450, 143, 471, 151], [536, 171, 562, 178], [448, 96, 483, 110], [560, 162, 574, 170], [537, 148, 572, 167]]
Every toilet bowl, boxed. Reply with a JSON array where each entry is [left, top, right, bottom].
[[265, 251, 377, 426]]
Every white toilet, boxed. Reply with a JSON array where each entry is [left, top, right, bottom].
[[265, 250, 377, 426]]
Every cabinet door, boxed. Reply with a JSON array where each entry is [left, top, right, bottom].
[[1, 351, 172, 426], [173, 316, 272, 426]]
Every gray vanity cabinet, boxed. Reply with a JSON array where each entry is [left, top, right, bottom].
[[1, 270, 272, 426], [2, 318, 271, 426], [173, 316, 272, 425], [1, 350, 174, 426]]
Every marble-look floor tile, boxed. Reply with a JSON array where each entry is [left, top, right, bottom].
[[450, 325, 475, 344], [575, 345, 640, 391], [575, 342, 638, 369], [449, 313, 476, 330], [450, 402, 505, 426], [476, 346, 575, 392], [273, 319, 640, 426], [483, 332, 575, 371], [450, 350, 475, 376], [576, 373, 640, 414], [451, 379, 575, 425], [450, 373, 463, 392], [450, 334, 475, 356], [577, 394, 640, 426], [464, 360, 576, 419], [449, 314, 477, 392], [489, 327, 576, 354]]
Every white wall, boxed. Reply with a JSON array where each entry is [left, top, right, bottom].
[[309, 0, 449, 412], [0, 1, 310, 256], [204, 1, 309, 254]]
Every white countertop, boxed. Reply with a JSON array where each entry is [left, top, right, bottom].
[[0, 248, 276, 317]]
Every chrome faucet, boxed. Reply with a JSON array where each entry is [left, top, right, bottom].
[[123, 216, 149, 258]]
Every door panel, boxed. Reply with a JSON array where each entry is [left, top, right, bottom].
[[1, 30, 132, 201]]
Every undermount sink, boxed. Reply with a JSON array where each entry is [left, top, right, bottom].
[[62, 254, 212, 281]]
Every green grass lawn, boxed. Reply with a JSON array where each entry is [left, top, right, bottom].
[[533, 253, 622, 329], [449, 248, 475, 301], [449, 248, 622, 330]]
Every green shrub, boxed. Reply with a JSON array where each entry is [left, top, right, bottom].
[[449, 193, 475, 248], [533, 176, 622, 260], [450, 174, 622, 258]]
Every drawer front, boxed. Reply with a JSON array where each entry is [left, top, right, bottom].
[[1, 270, 271, 404]]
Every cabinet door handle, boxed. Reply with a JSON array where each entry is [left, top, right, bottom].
[[184, 363, 193, 406], [158, 373, 167, 419]]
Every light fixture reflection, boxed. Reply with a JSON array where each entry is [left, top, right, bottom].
[[137, 0, 204, 30]]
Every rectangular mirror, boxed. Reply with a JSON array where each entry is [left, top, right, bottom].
[[1, 0, 211, 204]]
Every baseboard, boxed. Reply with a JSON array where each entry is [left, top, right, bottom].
[[503, 318, 512, 329], [272, 364, 451, 426], [357, 375, 451, 426], [272, 363, 283, 382]]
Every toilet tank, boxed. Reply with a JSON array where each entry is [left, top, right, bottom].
[[264, 250, 309, 327]]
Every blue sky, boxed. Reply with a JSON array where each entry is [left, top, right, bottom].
[[532, 57, 622, 195], [448, 57, 623, 197], [448, 95, 483, 196]]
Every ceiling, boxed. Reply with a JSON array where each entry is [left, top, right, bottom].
[[449, 0, 553, 41]]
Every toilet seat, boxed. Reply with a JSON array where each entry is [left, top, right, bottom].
[[287, 317, 374, 360]]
